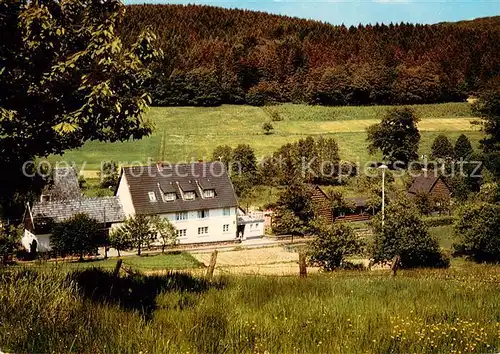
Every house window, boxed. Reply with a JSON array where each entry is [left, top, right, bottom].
[[198, 226, 209, 235], [198, 210, 209, 219], [203, 189, 215, 198], [148, 192, 157, 202], [184, 191, 195, 200], [223, 224, 229, 232], [176, 212, 188, 221], [165, 192, 176, 201], [40, 194, 51, 202], [176, 229, 187, 238], [223, 207, 231, 216], [255, 223, 258, 228]]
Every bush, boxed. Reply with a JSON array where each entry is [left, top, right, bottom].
[[262, 122, 274, 135], [51, 213, 102, 260], [309, 223, 364, 271], [454, 202, 500, 262], [371, 198, 449, 268]]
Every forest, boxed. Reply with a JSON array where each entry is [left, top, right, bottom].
[[118, 5, 500, 107]]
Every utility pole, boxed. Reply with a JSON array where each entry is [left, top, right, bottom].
[[379, 164, 388, 228]]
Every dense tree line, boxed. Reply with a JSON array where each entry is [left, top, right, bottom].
[[119, 5, 500, 107]]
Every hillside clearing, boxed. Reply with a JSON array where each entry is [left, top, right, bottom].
[[51, 103, 483, 171]]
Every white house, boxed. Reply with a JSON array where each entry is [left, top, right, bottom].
[[22, 167, 125, 252], [115, 162, 260, 244]]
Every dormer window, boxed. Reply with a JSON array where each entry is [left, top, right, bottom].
[[165, 192, 176, 201], [184, 191, 195, 200], [148, 191, 157, 202], [203, 189, 215, 198], [40, 194, 51, 202]]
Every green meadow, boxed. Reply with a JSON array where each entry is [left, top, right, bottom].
[[2, 260, 500, 353], [52, 102, 483, 172]]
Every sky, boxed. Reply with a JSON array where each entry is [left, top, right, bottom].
[[123, 0, 500, 26]]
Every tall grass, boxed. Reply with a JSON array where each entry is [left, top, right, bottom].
[[2, 263, 500, 353]]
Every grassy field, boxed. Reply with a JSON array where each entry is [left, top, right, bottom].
[[51, 102, 483, 172], [2, 261, 500, 353], [22, 252, 202, 272]]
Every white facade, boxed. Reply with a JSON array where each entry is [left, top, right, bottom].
[[22, 229, 52, 252], [160, 207, 238, 244], [116, 173, 136, 217]]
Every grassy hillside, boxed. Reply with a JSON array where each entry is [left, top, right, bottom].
[[2, 262, 500, 353], [53, 102, 483, 172]]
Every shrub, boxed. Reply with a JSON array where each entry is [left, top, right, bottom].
[[371, 198, 449, 268], [262, 122, 274, 135], [454, 202, 500, 262], [309, 223, 364, 271], [51, 213, 102, 260]]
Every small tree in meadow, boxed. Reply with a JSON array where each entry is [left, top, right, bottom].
[[371, 197, 449, 268], [150, 215, 177, 253], [309, 222, 364, 271], [367, 107, 420, 165], [51, 214, 102, 261], [262, 122, 274, 135], [454, 202, 500, 262]]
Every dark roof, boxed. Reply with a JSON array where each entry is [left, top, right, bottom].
[[346, 197, 367, 207], [408, 174, 446, 195], [120, 162, 238, 215], [31, 197, 125, 224], [42, 167, 82, 201]]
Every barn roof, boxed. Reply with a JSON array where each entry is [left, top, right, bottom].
[[31, 197, 125, 224], [408, 174, 447, 195], [120, 162, 238, 215]]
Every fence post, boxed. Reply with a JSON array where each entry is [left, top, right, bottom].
[[206, 250, 218, 280], [299, 252, 307, 278]]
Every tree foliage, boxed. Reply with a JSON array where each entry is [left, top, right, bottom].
[[0, 0, 161, 218], [473, 83, 500, 153], [371, 197, 449, 268], [431, 134, 454, 160], [309, 222, 364, 271], [0, 224, 22, 264], [99, 161, 120, 189], [119, 5, 500, 106], [454, 134, 474, 160], [367, 107, 420, 165], [454, 202, 500, 263], [150, 215, 177, 253], [272, 182, 316, 235], [51, 214, 102, 260], [112, 214, 156, 256]]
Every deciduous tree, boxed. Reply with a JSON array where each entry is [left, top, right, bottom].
[[309, 222, 364, 271], [371, 197, 449, 268], [367, 107, 420, 166], [0, 0, 161, 218], [431, 134, 454, 160]]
